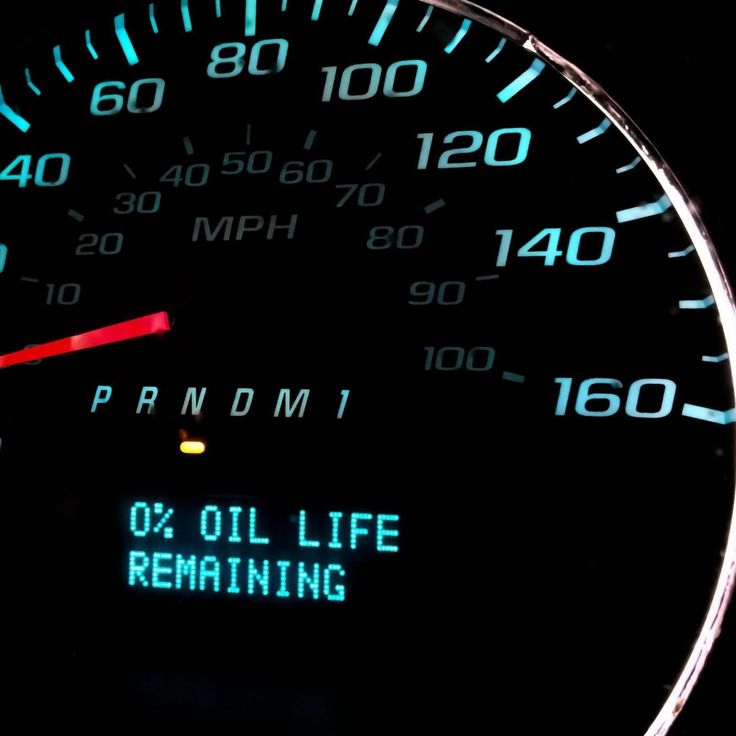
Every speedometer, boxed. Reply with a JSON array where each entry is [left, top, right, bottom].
[[0, 2, 734, 733]]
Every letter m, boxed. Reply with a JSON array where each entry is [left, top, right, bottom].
[[192, 216, 234, 242], [274, 388, 310, 419]]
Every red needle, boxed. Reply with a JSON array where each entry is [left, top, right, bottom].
[[0, 311, 171, 369]]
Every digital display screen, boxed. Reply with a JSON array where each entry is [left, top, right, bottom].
[[126, 499, 400, 602]]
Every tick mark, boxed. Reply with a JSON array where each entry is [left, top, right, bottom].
[[365, 153, 382, 171], [85, 30, 100, 59], [416, 5, 432, 31], [444, 18, 471, 54], [679, 295, 715, 310], [577, 118, 611, 145], [703, 354, 729, 364], [369, 0, 399, 47], [115, 13, 140, 66], [475, 275, 500, 282], [53, 45, 75, 83], [616, 156, 642, 174], [553, 87, 576, 109], [181, 0, 193, 32], [304, 130, 317, 151], [424, 199, 446, 215], [502, 372, 526, 384], [68, 209, 85, 222], [149, 3, 160, 33], [21, 277, 40, 284], [497, 59, 545, 103], [123, 164, 138, 180], [25, 69, 42, 96], [311, 0, 323, 21], [616, 195, 671, 224], [668, 244, 695, 259], [245, 0, 257, 35], [183, 136, 195, 156], [485, 37, 506, 64], [0, 86, 30, 132], [682, 404, 736, 425]]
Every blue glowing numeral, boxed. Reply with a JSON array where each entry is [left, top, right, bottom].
[[113, 191, 162, 215], [323, 63, 379, 101], [0, 244, 6, 273], [424, 346, 495, 372], [208, 43, 246, 77], [484, 128, 531, 166], [76, 232, 125, 256], [129, 501, 175, 538], [278, 160, 334, 184], [367, 225, 424, 250], [516, 228, 563, 266], [625, 380, 678, 418], [409, 281, 466, 306], [384, 60, 426, 97], [496, 227, 616, 267], [555, 378, 677, 418], [35, 154, 71, 187], [208, 39, 289, 78], [567, 228, 616, 266], [335, 183, 385, 208], [91, 81, 125, 115], [45, 282, 81, 306], [130, 501, 151, 536], [572, 378, 622, 417], [437, 130, 484, 169], [321, 60, 427, 102], [417, 128, 531, 170], [160, 164, 211, 187], [221, 150, 274, 175], [0, 153, 71, 188], [416, 136, 432, 169], [91, 78, 166, 116]]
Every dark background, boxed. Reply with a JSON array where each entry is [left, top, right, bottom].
[[0, 1, 732, 732]]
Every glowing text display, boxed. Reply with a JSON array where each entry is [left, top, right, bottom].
[[126, 500, 400, 604]]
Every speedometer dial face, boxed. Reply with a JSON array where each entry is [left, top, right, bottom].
[[1, 1, 734, 733]]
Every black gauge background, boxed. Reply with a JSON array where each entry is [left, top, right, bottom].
[[0, 1, 733, 732]]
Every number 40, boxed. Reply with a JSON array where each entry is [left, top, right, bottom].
[[0, 153, 71, 188]]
